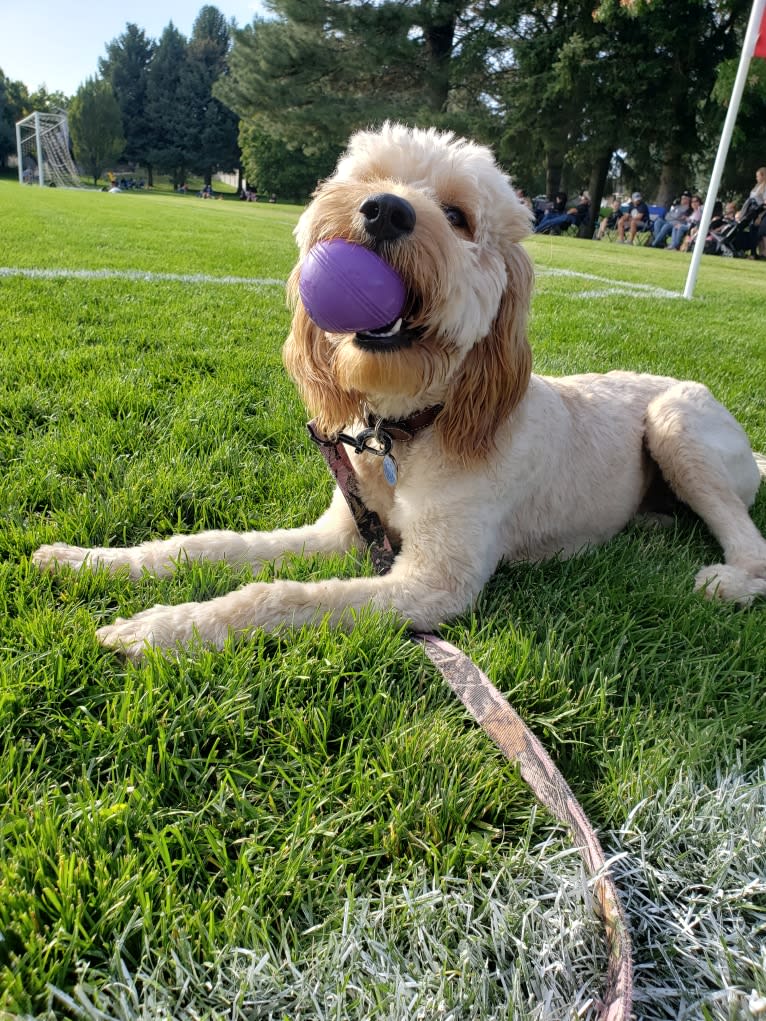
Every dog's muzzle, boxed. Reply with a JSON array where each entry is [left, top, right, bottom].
[[353, 193, 420, 350]]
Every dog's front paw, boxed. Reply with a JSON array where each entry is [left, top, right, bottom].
[[96, 604, 197, 661], [33, 542, 94, 572], [694, 563, 766, 606]]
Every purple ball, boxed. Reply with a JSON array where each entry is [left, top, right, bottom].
[[298, 239, 406, 333]]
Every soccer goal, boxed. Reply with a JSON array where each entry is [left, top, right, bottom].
[[16, 111, 82, 188]]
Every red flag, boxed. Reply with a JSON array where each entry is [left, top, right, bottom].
[[755, 6, 766, 58]]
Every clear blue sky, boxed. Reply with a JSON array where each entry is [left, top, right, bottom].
[[0, 0, 265, 96]]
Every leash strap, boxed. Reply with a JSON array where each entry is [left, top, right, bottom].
[[415, 632, 633, 1020], [307, 421, 399, 574], [306, 419, 633, 1019]]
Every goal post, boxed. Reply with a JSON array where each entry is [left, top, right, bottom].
[[16, 110, 82, 188]]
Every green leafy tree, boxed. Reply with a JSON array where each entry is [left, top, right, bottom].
[[99, 24, 155, 181], [494, 0, 643, 235], [0, 71, 31, 167], [27, 85, 70, 112], [239, 120, 338, 201], [707, 55, 766, 199], [68, 77, 125, 186], [591, 0, 748, 207], [490, 0, 749, 231]]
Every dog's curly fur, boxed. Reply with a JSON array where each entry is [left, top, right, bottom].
[[33, 123, 766, 659]]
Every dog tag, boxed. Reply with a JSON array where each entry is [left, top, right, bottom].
[[383, 453, 398, 485]]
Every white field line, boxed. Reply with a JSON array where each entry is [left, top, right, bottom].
[[536, 267, 683, 300], [0, 266, 284, 287], [1, 264, 683, 299]]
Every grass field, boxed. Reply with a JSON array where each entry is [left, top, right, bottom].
[[1, 178, 765, 1020]]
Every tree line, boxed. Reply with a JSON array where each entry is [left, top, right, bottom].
[[1, 7, 240, 191], [2, 0, 765, 225], [218, 0, 766, 230]]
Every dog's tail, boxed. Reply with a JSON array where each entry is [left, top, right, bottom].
[[754, 451, 766, 481]]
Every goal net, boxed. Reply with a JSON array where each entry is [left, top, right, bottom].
[[16, 111, 82, 188]]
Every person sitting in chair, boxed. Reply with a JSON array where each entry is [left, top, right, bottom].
[[534, 191, 590, 235], [616, 191, 650, 244], [673, 195, 703, 250], [533, 191, 567, 233], [651, 191, 692, 248], [596, 195, 622, 239]]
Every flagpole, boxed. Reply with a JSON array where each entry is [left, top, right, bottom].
[[683, 0, 766, 299]]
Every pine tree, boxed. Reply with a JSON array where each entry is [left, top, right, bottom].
[[145, 23, 190, 188], [184, 6, 240, 187], [218, 1, 475, 149], [99, 24, 155, 181]]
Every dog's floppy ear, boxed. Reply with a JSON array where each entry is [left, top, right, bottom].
[[283, 268, 359, 436], [437, 243, 533, 463]]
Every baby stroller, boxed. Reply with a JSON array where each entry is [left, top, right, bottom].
[[695, 195, 764, 257]]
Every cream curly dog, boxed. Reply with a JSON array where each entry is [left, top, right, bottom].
[[34, 124, 766, 658]]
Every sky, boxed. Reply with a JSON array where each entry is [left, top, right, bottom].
[[0, 0, 265, 97]]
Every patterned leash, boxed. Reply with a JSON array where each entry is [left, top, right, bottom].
[[308, 419, 634, 1019]]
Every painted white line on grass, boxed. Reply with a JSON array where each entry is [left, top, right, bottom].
[[1, 265, 682, 300], [536, 267, 682, 300], [0, 267, 284, 287]]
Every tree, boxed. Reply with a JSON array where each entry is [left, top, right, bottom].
[[183, 6, 240, 187], [216, 0, 760, 235], [707, 55, 766, 199], [217, 1, 510, 203], [27, 85, 70, 113], [590, 0, 748, 207], [0, 71, 30, 167], [239, 120, 337, 201], [217, 2, 497, 154], [492, 0, 641, 237], [145, 23, 190, 187], [99, 24, 155, 181], [68, 77, 125, 186]]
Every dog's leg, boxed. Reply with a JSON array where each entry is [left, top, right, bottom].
[[644, 382, 766, 604], [32, 489, 359, 579], [94, 523, 503, 660]]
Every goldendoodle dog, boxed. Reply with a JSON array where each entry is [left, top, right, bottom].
[[33, 123, 766, 658]]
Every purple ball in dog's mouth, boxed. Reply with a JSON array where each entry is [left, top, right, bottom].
[[298, 239, 407, 336]]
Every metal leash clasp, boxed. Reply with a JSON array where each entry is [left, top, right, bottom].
[[337, 421, 398, 485], [352, 424, 392, 457]]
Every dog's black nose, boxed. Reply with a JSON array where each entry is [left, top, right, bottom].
[[359, 194, 416, 242]]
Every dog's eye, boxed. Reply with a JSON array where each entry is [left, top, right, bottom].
[[444, 206, 468, 229]]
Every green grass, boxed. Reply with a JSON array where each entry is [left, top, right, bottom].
[[0, 179, 765, 1019]]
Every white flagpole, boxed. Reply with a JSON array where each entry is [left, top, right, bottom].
[[683, 0, 766, 299]]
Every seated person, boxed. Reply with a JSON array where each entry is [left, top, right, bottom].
[[596, 195, 622, 239], [673, 195, 702, 250], [687, 201, 736, 254], [533, 191, 568, 233], [733, 170, 766, 256], [707, 200, 735, 233], [616, 192, 650, 243], [534, 191, 590, 235], [651, 191, 691, 248]]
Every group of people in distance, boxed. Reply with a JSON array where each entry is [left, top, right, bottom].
[[595, 190, 705, 249], [595, 166, 766, 258], [525, 166, 765, 259]]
